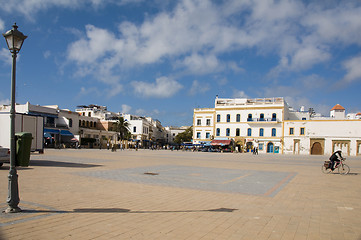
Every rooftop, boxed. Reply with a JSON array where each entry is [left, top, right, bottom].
[[330, 104, 345, 111]]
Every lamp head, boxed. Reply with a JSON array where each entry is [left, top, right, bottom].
[[2, 23, 27, 53]]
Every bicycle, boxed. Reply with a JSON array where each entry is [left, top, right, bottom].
[[322, 158, 350, 175]]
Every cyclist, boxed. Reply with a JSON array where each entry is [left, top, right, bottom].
[[329, 149, 344, 171]]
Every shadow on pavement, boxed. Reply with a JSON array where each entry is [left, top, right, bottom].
[[73, 207, 238, 213], [29, 160, 101, 168], [16, 207, 238, 214]]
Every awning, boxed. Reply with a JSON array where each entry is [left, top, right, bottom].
[[211, 140, 231, 146], [44, 128, 59, 134], [60, 130, 74, 136], [44, 129, 74, 137]]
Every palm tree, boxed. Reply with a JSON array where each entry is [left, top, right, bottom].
[[113, 117, 130, 141]]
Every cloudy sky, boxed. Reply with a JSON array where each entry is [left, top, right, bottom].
[[1, 0, 361, 126]]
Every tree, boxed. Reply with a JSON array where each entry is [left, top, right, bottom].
[[174, 127, 193, 144], [113, 117, 130, 141]]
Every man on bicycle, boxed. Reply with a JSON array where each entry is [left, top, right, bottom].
[[329, 149, 344, 171]]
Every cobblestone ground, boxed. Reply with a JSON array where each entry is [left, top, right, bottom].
[[1, 149, 361, 240]]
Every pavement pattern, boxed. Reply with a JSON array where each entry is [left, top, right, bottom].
[[1, 149, 361, 239]]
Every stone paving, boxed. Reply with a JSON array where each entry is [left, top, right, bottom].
[[0, 149, 361, 240]]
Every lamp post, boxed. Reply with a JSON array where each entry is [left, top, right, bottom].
[[3, 23, 27, 213]]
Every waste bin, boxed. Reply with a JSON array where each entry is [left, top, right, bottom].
[[15, 132, 32, 167]]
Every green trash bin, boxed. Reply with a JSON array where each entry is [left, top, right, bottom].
[[15, 132, 32, 167]]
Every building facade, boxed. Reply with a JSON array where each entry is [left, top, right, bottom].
[[193, 97, 361, 156]]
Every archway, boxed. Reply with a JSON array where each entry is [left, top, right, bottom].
[[311, 142, 323, 155], [267, 142, 274, 153]]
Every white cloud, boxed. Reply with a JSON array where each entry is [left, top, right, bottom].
[[0, 98, 10, 105], [232, 90, 248, 99], [121, 104, 132, 114], [0, 48, 12, 65], [131, 76, 183, 98], [60, 0, 361, 92], [43, 50, 51, 59], [0, 0, 115, 19], [189, 80, 210, 96], [342, 55, 361, 84], [177, 54, 223, 75], [0, 18, 4, 31]]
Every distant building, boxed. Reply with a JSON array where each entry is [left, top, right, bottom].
[[193, 97, 361, 156], [0, 102, 118, 148], [164, 126, 189, 144]]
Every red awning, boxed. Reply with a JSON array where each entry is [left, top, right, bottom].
[[211, 140, 231, 146]]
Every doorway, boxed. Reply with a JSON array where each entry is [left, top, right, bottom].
[[267, 142, 274, 153]]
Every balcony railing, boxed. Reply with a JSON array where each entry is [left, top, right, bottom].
[[247, 118, 279, 122]]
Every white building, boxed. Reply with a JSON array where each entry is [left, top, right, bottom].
[[193, 97, 361, 156], [164, 126, 189, 144], [0, 102, 118, 148]]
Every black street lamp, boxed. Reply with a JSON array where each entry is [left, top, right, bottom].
[[3, 23, 27, 213]]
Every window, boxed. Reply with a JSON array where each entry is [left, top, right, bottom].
[[216, 128, 220, 136], [247, 114, 253, 121], [206, 132, 210, 139], [226, 128, 230, 136], [133, 126, 136, 132], [259, 143, 264, 150], [217, 114, 220, 122], [247, 128, 252, 136], [300, 127, 305, 135], [272, 128, 276, 136], [289, 128, 294, 135], [197, 132, 201, 139], [206, 119, 211, 126], [259, 128, 264, 137], [226, 114, 231, 122], [88, 112, 91, 117], [260, 113, 265, 121], [236, 128, 240, 136], [272, 113, 277, 121], [69, 119, 73, 128], [197, 119, 201, 126], [236, 114, 240, 122]]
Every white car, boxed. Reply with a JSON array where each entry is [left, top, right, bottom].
[[0, 146, 10, 167]]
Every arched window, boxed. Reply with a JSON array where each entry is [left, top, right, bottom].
[[259, 128, 264, 137], [236, 128, 240, 136], [272, 128, 276, 136], [226, 114, 231, 122], [247, 128, 252, 136], [226, 128, 230, 136], [247, 114, 252, 121], [260, 113, 265, 121], [236, 114, 240, 122], [216, 128, 220, 136], [272, 113, 277, 121], [217, 114, 221, 122]]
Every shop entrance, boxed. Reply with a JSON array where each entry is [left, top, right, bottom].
[[267, 142, 274, 153]]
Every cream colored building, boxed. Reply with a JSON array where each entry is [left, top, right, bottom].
[[193, 97, 361, 156]]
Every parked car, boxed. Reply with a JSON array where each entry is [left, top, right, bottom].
[[0, 146, 10, 167]]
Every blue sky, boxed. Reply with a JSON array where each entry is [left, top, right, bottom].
[[1, 0, 361, 127]]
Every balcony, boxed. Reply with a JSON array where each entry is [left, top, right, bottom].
[[247, 118, 280, 123]]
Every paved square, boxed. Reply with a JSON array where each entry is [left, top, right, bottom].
[[75, 165, 296, 197], [1, 149, 361, 240]]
